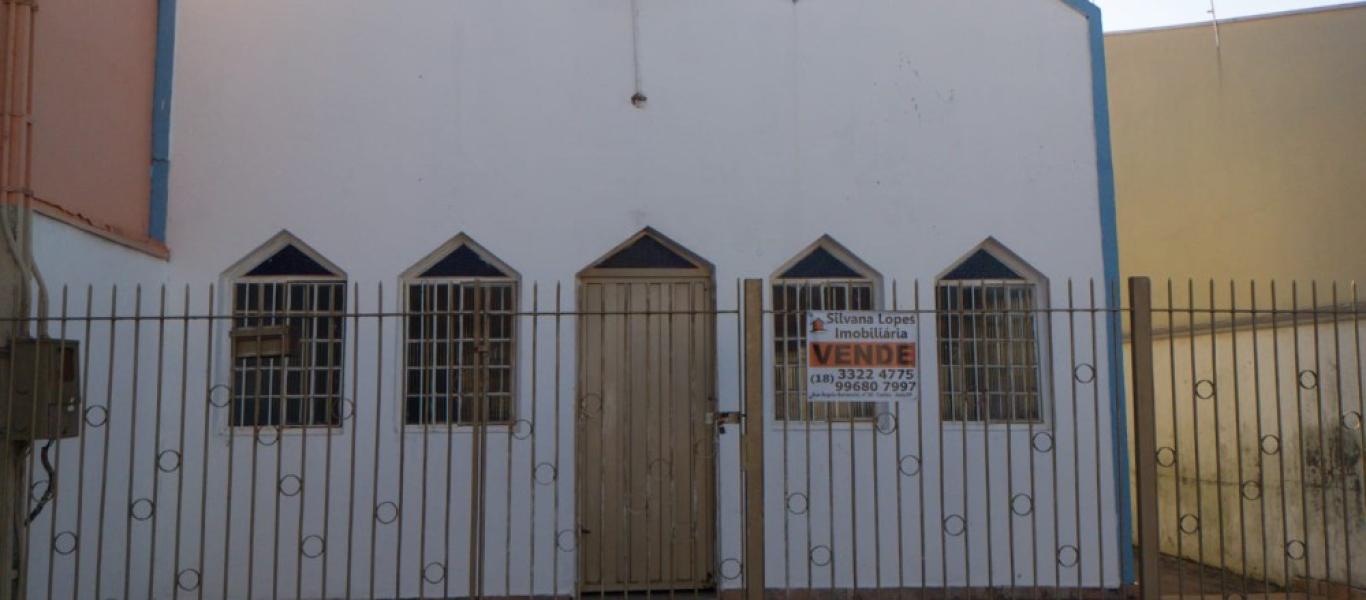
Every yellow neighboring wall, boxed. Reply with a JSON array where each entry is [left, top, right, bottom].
[[1106, 3, 1366, 294]]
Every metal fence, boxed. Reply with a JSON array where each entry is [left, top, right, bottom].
[[1128, 279, 1365, 600], [0, 278, 1354, 599]]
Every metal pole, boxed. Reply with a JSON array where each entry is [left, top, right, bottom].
[[1127, 277, 1160, 600], [741, 279, 764, 600]]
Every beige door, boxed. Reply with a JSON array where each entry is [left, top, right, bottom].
[[577, 276, 716, 592]]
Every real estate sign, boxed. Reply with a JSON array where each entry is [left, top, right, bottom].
[[806, 311, 918, 402]]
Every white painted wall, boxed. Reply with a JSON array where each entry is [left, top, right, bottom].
[[27, 0, 1122, 597]]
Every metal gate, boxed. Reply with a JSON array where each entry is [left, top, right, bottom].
[[4, 277, 1357, 599], [1129, 278, 1365, 600]]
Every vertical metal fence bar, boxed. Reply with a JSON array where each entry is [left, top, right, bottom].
[[1185, 279, 1206, 600], [343, 283, 359, 600], [1228, 281, 1249, 599], [367, 284, 383, 600], [119, 286, 143, 600], [1129, 277, 1160, 600], [1163, 280, 1185, 599], [1205, 280, 1227, 596], [1289, 282, 1311, 588], [39, 286, 69, 600], [1089, 280, 1107, 592], [68, 286, 94, 600], [1308, 283, 1330, 586], [552, 283, 563, 600], [1247, 282, 1271, 600], [168, 287, 190, 600], [742, 279, 765, 600], [1269, 282, 1292, 600], [529, 284, 540, 600], [1330, 283, 1353, 593], [146, 287, 168, 598], [1067, 280, 1082, 597]]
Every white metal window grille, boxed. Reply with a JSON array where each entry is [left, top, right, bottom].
[[936, 246, 1045, 424], [772, 239, 882, 422], [402, 238, 518, 427], [230, 280, 346, 428]]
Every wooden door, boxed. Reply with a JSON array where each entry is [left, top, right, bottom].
[[577, 277, 716, 592]]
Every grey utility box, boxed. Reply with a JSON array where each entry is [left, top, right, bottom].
[[0, 338, 81, 440]]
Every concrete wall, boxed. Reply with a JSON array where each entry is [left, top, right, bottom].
[[28, 0, 1122, 596], [1107, 3, 1366, 286], [31, 0, 158, 245], [1127, 312, 1365, 589]]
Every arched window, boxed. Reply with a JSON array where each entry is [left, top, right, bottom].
[[401, 234, 520, 426], [935, 239, 1048, 424], [772, 236, 882, 422], [223, 231, 347, 428]]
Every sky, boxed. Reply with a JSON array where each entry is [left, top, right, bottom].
[[1090, 0, 1361, 30]]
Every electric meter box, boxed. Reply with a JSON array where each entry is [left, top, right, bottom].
[[0, 338, 81, 440]]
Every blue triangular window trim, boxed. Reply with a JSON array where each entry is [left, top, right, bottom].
[[244, 244, 338, 277], [941, 249, 1023, 281], [595, 235, 697, 269], [779, 246, 864, 279], [418, 244, 511, 278]]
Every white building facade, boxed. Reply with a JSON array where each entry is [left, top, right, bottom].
[[26, 0, 1128, 597]]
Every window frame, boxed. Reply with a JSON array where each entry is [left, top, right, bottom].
[[770, 236, 885, 426], [933, 238, 1053, 428], [221, 231, 348, 433], [399, 234, 521, 430]]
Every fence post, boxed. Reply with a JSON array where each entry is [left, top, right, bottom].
[[742, 279, 765, 600], [1128, 277, 1161, 600]]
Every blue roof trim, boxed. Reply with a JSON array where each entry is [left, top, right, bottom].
[[1058, 0, 1133, 586], [149, 0, 176, 243]]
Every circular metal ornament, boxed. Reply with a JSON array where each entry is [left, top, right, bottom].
[[555, 529, 577, 552], [1057, 545, 1081, 568], [1156, 447, 1177, 468], [898, 455, 922, 477], [1297, 370, 1318, 390], [83, 405, 109, 428], [786, 492, 809, 515], [1195, 380, 1216, 400], [1031, 432, 1055, 453], [1073, 363, 1096, 384], [278, 474, 303, 497], [335, 398, 356, 422], [511, 419, 534, 440], [1179, 514, 1201, 535], [533, 463, 558, 486], [207, 384, 231, 408], [53, 531, 78, 555], [1286, 540, 1307, 560], [1260, 434, 1281, 456], [943, 514, 967, 537], [130, 498, 156, 521], [423, 562, 447, 584], [157, 449, 182, 473], [300, 535, 326, 559], [875, 413, 898, 435], [1344, 411, 1363, 431], [808, 545, 833, 567], [1241, 481, 1263, 501], [1010, 493, 1034, 517], [256, 427, 280, 447], [720, 558, 743, 581], [176, 568, 202, 591], [374, 501, 399, 525]]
